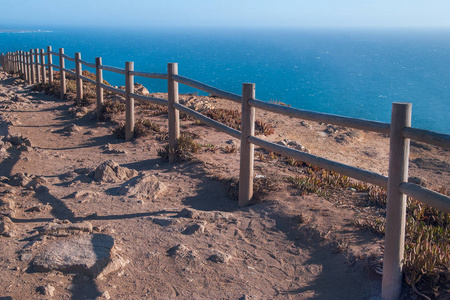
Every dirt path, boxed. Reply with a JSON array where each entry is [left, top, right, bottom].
[[2, 70, 445, 299]]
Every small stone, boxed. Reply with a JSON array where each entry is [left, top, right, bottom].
[[208, 251, 232, 264], [167, 244, 190, 258], [182, 222, 206, 235], [151, 217, 180, 227], [20, 253, 33, 261], [118, 174, 166, 200], [177, 208, 199, 219], [8, 173, 33, 187], [100, 291, 111, 299], [0, 216, 15, 237], [408, 176, 428, 187], [63, 123, 81, 133], [94, 160, 138, 183], [37, 284, 55, 297], [25, 203, 51, 213]]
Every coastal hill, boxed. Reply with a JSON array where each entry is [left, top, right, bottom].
[[0, 70, 448, 299]]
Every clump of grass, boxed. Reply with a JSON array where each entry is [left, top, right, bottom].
[[113, 119, 161, 139], [134, 119, 160, 138], [354, 218, 386, 235], [140, 103, 169, 117], [32, 82, 61, 97], [98, 99, 126, 121], [205, 108, 275, 136], [403, 196, 450, 299], [223, 144, 237, 153], [157, 133, 200, 162]]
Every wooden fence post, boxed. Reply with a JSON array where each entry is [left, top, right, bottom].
[[75, 52, 83, 105], [167, 63, 180, 163], [27, 52, 32, 84], [30, 49, 35, 84], [12, 52, 16, 73], [11, 52, 16, 73], [17, 52, 20, 74], [35, 48, 40, 83], [21, 51, 26, 79], [26, 52, 31, 84], [59, 48, 66, 99], [95, 57, 103, 119], [125, 61, 135, 141], [34, 48, 40, 83], [0, 53, 3, 71], [239, 83, 256, 207], [382, 102, 412, 300], [40, 49, 46, 84], [47, 46, 53, 83]]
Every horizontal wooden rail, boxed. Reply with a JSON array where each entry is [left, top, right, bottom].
[[130, 70, 168, 80], [99, 65, 126, 75], [248, 135, 389, 188], [399, 182, 450, 213], [61, 54, 75, 62], [62, 68, 76, 77], [49, 51, 58, 56], [51, 64, 60, 69], [42, 52, 49, 56], [249, 98, 391, 134], [129, 93, 168, 106], [402, 127, 450, 150], [99, 82, 126, 96], [172, 74, 241, 103], [80, 59, 96, 69], [79, 74, 96, 85], [173, 102, 242, 139]]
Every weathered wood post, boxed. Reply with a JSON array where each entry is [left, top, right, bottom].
[[16, 52, 20, 73], [30, 49, 36, 84], [59, 48, 66, 99], [239, 83, 256, 207], [20, 51, 26, 78], [12, 52, 16, 73], [35, 48, 40, 83], [125, 62, 135, 141], [47, 46, 53, 83], [75, 52, 83, 105], [27, 52, 32, 84], [11, 52, 14, 73], [0, 53, 4, 71], [167, 63, 180, 163], [95, 57, 104, 119], [40, 49, 46, 84], [382, 102, 412, 300], [17, 51, 20, 73]]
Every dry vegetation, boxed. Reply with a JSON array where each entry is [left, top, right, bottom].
[[28, 70, 450, 299]]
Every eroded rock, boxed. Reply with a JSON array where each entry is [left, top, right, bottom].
[[40, 220, 93, 237], [94, 160, 138, 183], [119, 174, 167, 200], [0, 216, 15, 237], [208, 251, 232, 264], [182, 222, 206, 235], [33, 234, 114, 278]]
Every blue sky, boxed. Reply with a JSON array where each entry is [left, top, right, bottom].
[[1, 0, 450, 29]]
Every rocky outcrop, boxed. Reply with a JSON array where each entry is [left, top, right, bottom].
[[33, 234, 115, 278], [94, 160, 138, 183], [119, 174, 167, 201]]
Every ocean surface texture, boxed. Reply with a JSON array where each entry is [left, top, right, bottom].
[[1, 27, 449, 134]]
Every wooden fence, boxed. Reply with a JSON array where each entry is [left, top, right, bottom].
[[1, 48, 450, 300]]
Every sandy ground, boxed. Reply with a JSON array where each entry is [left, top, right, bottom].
[[0, 71, 448, 299]]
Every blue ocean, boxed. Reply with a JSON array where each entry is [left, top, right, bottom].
[[1, 27, 449, 134]]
